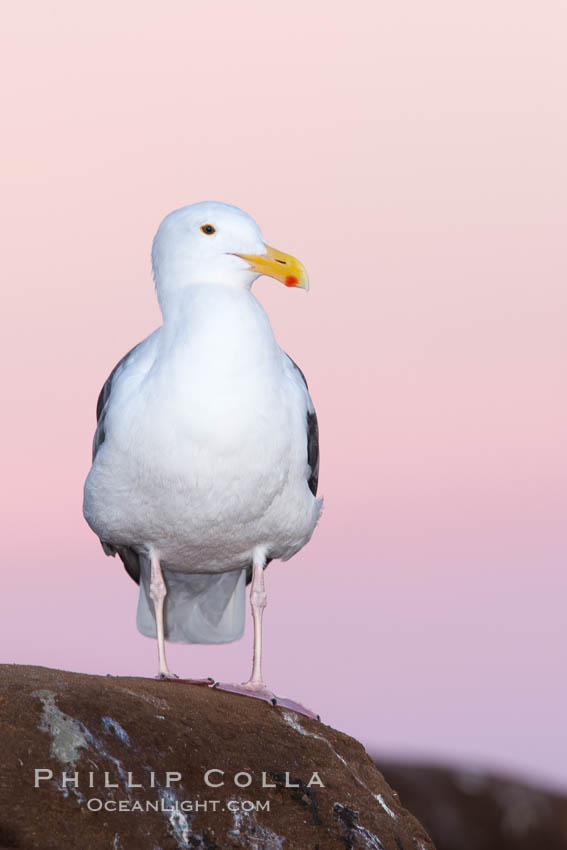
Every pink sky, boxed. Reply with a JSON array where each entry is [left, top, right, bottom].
[[1, 1, 566, 790]]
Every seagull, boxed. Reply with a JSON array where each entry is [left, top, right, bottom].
[[83, 202, 321, 715]]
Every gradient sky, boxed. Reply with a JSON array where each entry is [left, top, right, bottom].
[[1, 1, 566, 790]]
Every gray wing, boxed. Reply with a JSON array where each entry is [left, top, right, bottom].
[[246, 353, 319, 584], [92, 342, 143, 584], [93, 341, 141, 460], [285, 353, 319, 497]]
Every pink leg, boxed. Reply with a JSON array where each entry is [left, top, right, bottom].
[[212, 551, 319, 720], [149, 550, 177, 680], [149, 550, 213, 686], [243, 553, 268, 689]]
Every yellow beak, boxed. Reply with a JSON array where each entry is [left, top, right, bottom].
[[232, 244, 309, 291]]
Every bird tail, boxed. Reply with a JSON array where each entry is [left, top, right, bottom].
[[136, 560, 246, 644]]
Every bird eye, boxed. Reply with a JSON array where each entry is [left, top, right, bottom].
[[200, 224, 216, 235]]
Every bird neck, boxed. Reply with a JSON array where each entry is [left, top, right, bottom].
[[155, 271, 254, 322], [158, 284, 278, 363]]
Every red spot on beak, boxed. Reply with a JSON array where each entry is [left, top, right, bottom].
[[285, 275, 298, 287]]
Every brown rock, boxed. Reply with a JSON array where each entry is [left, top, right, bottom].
[[0, 665, 434, 850], [379, 762, 567, 850]]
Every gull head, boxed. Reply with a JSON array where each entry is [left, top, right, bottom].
[[152, 201, 308, 310]]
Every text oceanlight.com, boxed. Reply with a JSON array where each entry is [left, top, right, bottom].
[[86, 798, 270, 813]]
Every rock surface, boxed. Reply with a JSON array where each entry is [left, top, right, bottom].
[[0, 665, 434, 850], [379, 762, 567, 850]]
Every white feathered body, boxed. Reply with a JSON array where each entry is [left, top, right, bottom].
[[83, 285, 321, 643]]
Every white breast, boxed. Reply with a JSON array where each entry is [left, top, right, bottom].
[[83, 285, 320, 573]]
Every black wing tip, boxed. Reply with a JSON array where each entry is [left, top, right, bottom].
[[284, 352, 320, 497], [306, 409, 319, 497], [100, 540, 141, 585]]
